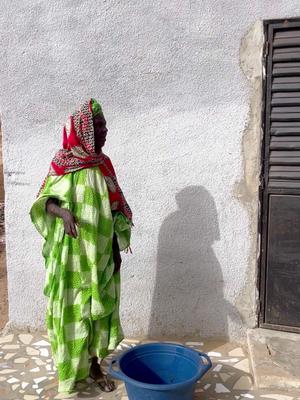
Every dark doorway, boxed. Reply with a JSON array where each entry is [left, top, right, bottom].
[[260, 18, 300, 333]]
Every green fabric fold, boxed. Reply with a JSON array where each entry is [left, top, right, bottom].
[[113, 211, 132, 251], [91, 98, 103, 117]]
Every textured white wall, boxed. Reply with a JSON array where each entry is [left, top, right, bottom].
[[1, 1, 300, 341]]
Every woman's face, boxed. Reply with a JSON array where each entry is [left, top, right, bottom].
[[93, 115, 108, 153]]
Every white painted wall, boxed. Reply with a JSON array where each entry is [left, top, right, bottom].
[[1, 0, 300, 341]]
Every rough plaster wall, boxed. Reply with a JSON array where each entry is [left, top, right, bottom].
[[234, 21, 264, 333], [1, 1, 300, 341]]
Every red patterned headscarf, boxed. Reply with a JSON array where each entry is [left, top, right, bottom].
[[39, 99, 132, 221]]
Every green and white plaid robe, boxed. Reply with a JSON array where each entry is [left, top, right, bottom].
[[30, 166, 131, 392]]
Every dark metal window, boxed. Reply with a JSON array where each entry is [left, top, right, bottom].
[[260, 18, 300, 333]]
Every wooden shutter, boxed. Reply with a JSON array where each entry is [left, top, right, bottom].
[[260, 20, 300, 333], [268, 24, 300, 189]]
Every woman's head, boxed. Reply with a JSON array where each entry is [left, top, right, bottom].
[[60, 99, 107, 157]]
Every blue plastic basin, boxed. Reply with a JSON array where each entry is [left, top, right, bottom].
[[108, 342, 212, 400]]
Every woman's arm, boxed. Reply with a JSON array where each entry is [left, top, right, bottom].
[[46, 198, 67, 219], [46, 198, 78, 238]]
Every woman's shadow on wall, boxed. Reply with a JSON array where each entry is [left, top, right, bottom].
[[148, 186, 239, 340]]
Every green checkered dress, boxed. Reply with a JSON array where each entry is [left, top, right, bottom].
[[30, 166, 131, 392]]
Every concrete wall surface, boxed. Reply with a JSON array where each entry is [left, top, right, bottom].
[[1, 0, 300, 341]]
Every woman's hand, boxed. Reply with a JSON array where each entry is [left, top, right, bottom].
[[61, 209, 78, 239], [46, 198, 78, 238]]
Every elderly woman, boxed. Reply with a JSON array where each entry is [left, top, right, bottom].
[[30, 99, 132, 393]]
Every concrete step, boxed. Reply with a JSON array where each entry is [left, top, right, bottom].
[[247, 328, 300, 390]]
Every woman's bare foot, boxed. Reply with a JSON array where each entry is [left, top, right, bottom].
[[89, 357, 116, 392]]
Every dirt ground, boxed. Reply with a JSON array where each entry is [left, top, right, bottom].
[[0, 239, 8, 331], [0, 125, 8, 331]]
